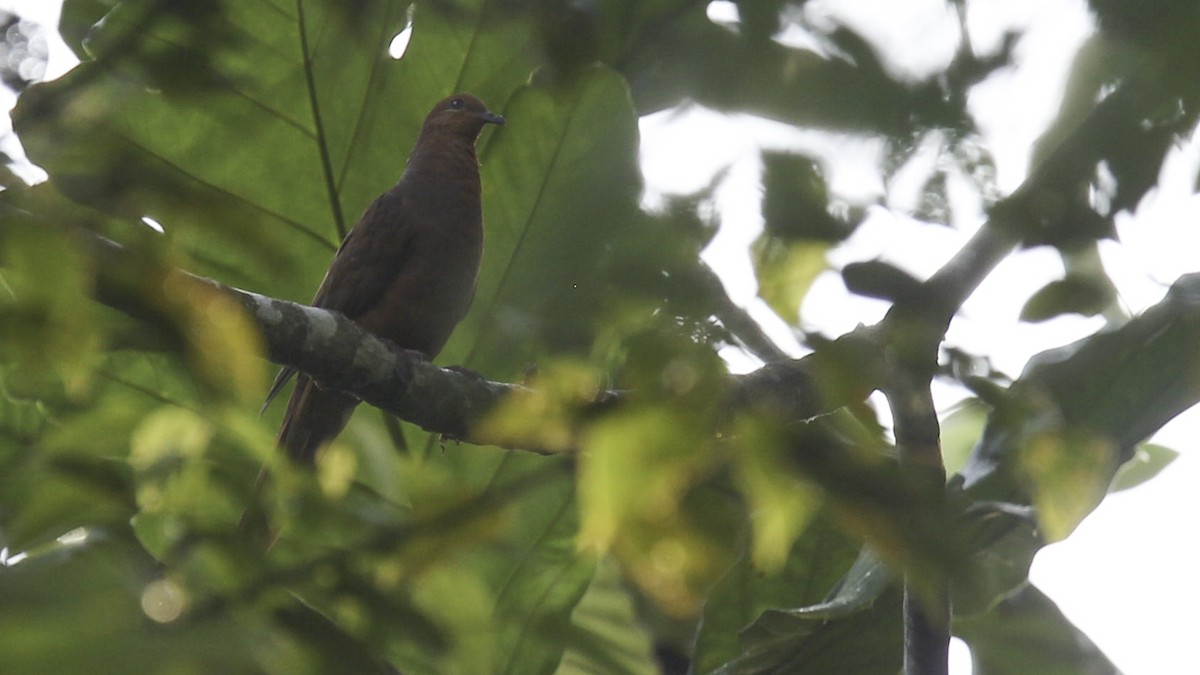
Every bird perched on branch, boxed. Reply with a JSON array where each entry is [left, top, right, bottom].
[[263, 93, 505, 462]]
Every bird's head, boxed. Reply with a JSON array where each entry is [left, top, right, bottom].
[[420, 93, 505, 143]]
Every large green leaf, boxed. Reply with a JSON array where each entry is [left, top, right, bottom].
[[0, 535, 303, 675], [712, 550, 903, 675], [693, 513, 860, 673], [956, 583, 1119, 675], [945, 274, 1200, 629], [425, 66, 644, 671], [18, 0, 538, 299], [454, 65, 643, 371], [1108, 442, 1178, 493], [962, 273, 1200, 508], [486, 458, 597, 675], [557, 557, 658, 675]]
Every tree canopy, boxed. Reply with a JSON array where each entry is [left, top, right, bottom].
[[1, 1, 1198, 673]]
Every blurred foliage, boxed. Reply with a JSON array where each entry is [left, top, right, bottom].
[[1, 0, 1199, 673], [710, 549, 904, 674], [956, 583, 1119, 675], [692, 511, 861, 672], [0, 11, 48, 91], [1019, 274, 1116, 323]]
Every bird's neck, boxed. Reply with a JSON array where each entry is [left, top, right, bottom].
[[404, 136, 481, 192], [400, 136, 480, 218]]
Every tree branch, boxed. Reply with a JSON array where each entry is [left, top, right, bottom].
[[84, 240, 909, 464]]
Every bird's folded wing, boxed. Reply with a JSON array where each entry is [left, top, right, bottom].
[[313, 188, 416, 318], [261, 188, 414, 412]]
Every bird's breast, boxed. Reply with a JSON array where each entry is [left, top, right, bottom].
[[356, 209, 484, 358]]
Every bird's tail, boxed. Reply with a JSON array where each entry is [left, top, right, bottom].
[[277, 374, 359, 463]]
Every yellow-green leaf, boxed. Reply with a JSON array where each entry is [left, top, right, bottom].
[[1018, 430, 1118, 542], [751, 238, 829, 325]]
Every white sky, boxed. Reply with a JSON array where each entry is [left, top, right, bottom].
[[4, 0, 1199, 672]]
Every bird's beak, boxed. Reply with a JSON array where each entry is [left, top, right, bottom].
[[481, 111, 506, 126]]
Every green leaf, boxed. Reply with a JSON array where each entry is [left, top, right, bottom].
[[1018, 429, 1118, 543], [841, 260, 923, 303], [557, 557, 658, 675], [0, 456, 135, 551], [760, 152, 849, 242], [0, 535, 293, 675], [963, 273, 1200, 497], [1109, 442, 1178, 493], [693, 513, 860, 673], [0, 219, 104, 398], [455, 65, 643, 372], [956, 583, 1119, 675], [730, 417, 825, 571], [576, 404, 738, 616], [57, 0, 115, 59], [713, 550, 902, 675], [16, 0, 539, 299], [951, 500, 1040, 618], [752, 239, 828, 325], [578, 405, 709, 550], [940, 398, 989, 477], [492, 479, 597, 675], [0, 377, 47, 450], [1019, 275, 1115, 323]]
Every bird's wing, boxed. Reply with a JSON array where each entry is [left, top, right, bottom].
[[312, 187, 416, 317], [261, 187, 413, 412]]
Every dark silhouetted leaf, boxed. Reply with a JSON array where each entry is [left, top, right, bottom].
[[1019, 275, 1115, 323], [956, 583, 1120, 675], [842, 260, 923, 303], [761, 152, 851, 242]]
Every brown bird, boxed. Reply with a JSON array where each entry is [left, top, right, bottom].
[[263, 93, 505, 462]]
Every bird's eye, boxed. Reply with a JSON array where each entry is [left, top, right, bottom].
[[449, 98, 464, 110]]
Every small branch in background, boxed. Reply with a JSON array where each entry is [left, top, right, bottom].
[[871, 222, 1013, 674], [863, 187, 1015, 675], [884, 347, 949, 675], [694, 260, 792, 363], [918, 223, 1018, 333]]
